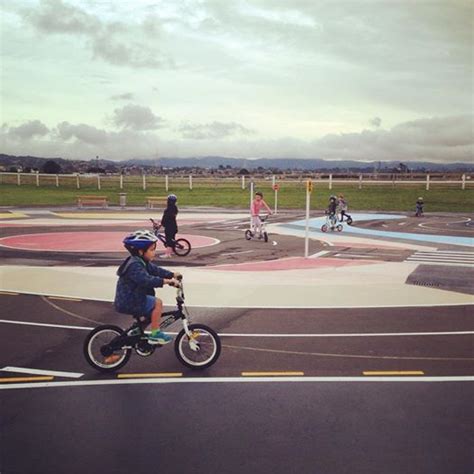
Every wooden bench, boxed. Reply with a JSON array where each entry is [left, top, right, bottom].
[[77, 195, 108, 208], [145, 196, 168, 209]]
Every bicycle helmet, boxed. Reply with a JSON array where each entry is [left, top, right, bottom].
[[167, 194, 177, 202], [123, 230, 158, 251]]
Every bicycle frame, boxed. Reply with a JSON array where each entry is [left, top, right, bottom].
[[110, 284, 193, 350]]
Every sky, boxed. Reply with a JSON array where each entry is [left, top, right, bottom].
[[0, 0, 473, 163]]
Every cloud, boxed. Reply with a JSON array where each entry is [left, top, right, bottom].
[[369, 117, 382, 128], [178, 121, 256, 140], [112, 104, 165, 131], [56, 121, 108, 145], [1, 115, 471, 163], [20, 0, 172, 69], [109, 92, 135, 101], [7, 120, 50, 140]]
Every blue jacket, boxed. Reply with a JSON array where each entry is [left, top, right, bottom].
[[114, 256, 174, 316]]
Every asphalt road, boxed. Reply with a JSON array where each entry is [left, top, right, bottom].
[[1, 294, 473, 473]]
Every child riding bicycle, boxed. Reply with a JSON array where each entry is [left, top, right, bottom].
[[251, 191, 272, 238], [111, 230, 181, 363], [155, 194, 179, 259]]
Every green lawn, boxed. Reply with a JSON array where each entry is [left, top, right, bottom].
[[0, 182, 472, 212]]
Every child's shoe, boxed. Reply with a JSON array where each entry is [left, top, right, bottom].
[[148, 331, 173, 345]]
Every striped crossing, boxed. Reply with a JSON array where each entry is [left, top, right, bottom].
[[406, 250, 474, 267]]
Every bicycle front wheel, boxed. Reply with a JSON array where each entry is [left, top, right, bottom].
[[83, 325, 131, 373], [175, 324, 221, 370], [173, 238, 191, 256]]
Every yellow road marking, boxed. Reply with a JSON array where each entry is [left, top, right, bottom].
[[241, 371, 305, 377], [53, 212, 151, 219], [0, 291, 19, 296], [48, 296, 83, 302], [0, 376, 54, 383], [0, 212, 27, 219], [363, 371, 424, 376], [117, 373, 183, 379]]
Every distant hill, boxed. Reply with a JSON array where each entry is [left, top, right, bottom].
[[0, 153, 472, 172]]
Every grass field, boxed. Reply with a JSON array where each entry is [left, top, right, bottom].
[[0, 181, 472, 212]]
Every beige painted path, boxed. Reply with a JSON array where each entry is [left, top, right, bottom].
[[1, 263, 472, 308]]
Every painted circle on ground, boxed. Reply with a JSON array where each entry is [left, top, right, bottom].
[[0, 232, 220, 253]]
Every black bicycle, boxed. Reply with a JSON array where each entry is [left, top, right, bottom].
[[150, 218, 191, 256], [83, 277, 221, 373]]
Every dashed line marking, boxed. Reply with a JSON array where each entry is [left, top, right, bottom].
[[0, 376, 54, 383], [117, 373, 183, 379], [363, 371, 424, 376], [242, 371, 305, 377]]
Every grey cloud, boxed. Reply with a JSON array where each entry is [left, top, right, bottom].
[[21, 0, 172, 69], [178, 121, 256, 140], [369, 117, 382, 128], [8, 120, 50, 140], [112, 104, 165, 131], [23, 0, 98, 34], [56, 121, 108, 145], [110, 92, 134, 101]]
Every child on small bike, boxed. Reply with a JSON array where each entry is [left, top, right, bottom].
[[156, 194, 179, 258], [114, 230, 180, 358], [251, 191, 272, 237], [326, 195, 338, 227], [337, 194, 352, 224], [415, 197, 424, 217]]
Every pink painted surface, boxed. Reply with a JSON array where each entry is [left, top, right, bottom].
[[207, 257, 381, 272], [0, 231, 219, 253]]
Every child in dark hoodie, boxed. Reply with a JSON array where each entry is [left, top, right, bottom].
[[114, 230, 180, 360], [157, 194, 179, 259]]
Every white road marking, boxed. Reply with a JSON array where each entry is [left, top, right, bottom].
[[0, 318, 473, 338], [309, 250, 330, 258], [1, 376, 473, 391], [1, 366, 83, 379], [272, 240, 278, 246], [41, 296, 101, 324]]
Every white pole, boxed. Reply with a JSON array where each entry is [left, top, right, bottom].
[[97, 174, 101, 190], [426, 174, 430, 191], [142, 173, 146, 191], [304, 184, 310, 258], [462, 174, 466, 190], [189, 174, 193, 190], [17, 172, 21, 186], [36, 171, 39, 187], [359, 174, 362, 189], [120, 174, 123, 190], [274, 188, 278, 215], [250, 180, 254, 228], [165, 175, 169, 192], [241, 175, 245, 190], [55, 174, 59, 187], [329, 174, 332, 190], [272, 175, 276, 187], [76, 174, 80, 189]]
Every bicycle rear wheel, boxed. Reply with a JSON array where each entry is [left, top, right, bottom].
[[83, 325, 131, 373], [175, 324, 221, 369], [173, 238, 191, 256]]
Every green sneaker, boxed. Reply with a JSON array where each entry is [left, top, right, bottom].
[[148, 331, 172, 345]]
